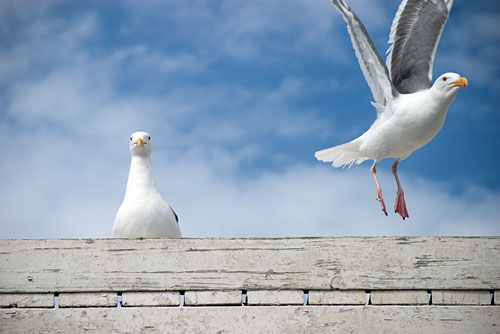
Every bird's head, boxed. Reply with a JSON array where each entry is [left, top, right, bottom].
[[129, 131, 152, 157], [432, 72, 468, 97]]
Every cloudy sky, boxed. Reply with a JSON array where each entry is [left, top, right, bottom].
[[1, 0, 499, 239]]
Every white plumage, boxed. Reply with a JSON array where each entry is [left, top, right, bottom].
[[315, 0, 467, 219], [112, 131, 182, 238]]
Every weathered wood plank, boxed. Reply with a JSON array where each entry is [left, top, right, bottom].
[[121, 292, 179, 307], [247, 290, 303, 305], [0, 294, 53, 308], [1, 237, 499, 292], [370, 290, 428, 305], [308, 290, 366, 305], [58, 293, 117, 308], [1, 306, 499, 334], [432, 290, 491, 305], [184, 290, 241, 306]]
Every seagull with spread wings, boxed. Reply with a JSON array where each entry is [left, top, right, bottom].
[[315, 0, 467, 219]]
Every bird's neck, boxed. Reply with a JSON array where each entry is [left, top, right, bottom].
[[430, 87, 458, 112], [125, 155, 157, 194]]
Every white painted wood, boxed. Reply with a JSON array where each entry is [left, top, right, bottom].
[[370, 290, 428, 305], [247, 290, 303, 305], [0, 294, 54, 308], [1, 237, 499, 292], [1, 306, 499, 334], [121, 292, 179, 307], [308, 290, 366, 305], [432, 290, 491, 305], [184, 290, 241, 306], [58, 293, 117, 308]]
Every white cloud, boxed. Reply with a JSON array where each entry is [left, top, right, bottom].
[[2, 140, 499, 239]]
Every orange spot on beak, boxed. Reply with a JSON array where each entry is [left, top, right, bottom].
[[452, 77, 468, 87]]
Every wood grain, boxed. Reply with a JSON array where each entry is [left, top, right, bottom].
[[1, 237, 499, 292], [246, 290, 304, 305], [370, 290, 428, 305], [122, 292, 179, 307], [432, 290, 491, 305], [308, 290, 366, 305], [184, 290, 241, 306], [0, 294, 53, 308], [1, 306, 499, 334], [58, 293, 117, 308]]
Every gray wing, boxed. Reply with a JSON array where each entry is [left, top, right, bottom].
[[386, 0, 453, 94], [331, 0, 397, 108]]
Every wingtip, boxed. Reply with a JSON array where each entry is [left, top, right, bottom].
[[331, 0, 349, 12]]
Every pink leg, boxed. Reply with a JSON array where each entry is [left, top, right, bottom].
[[392, 159, 409, 220], [370, 161, 387, 216]]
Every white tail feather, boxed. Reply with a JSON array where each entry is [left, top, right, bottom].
[[314, 140, 367, 168]]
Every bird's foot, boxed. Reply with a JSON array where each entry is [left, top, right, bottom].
[[394, 190, 409, 220], [376, 188, 388, 216]]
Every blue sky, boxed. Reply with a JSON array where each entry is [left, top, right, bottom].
[[1, 0, 499, 238]]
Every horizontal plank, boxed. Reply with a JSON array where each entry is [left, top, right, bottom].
[[1, 306, 499, 334], [432, 290, 491, 305], [59, 293, 117, 308], [184, 290, 241, 306], [308, 290, 366, 305], [0, 294, 53, 308], [121, 292, 179, 307], [0, 237, 499, 292], [247, 290, 303, 306], [370, 290, 428, 305]]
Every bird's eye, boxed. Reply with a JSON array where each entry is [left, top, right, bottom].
[[442, 77, 447, 81], [130, 137, 133, 141], [148, 136, 151, 140]]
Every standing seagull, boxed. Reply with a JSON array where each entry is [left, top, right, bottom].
[[315, 0, 467, 219], [113, 131, 182, 238]]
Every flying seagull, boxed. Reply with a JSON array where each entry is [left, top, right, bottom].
[[112, 131, 182, 238], [315, 0, 467, 219]]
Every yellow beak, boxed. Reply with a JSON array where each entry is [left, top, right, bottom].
[[135, 137, 144, 147], [452, 77, 468, 87]]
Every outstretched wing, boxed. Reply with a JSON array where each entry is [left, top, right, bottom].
[[331, 0, 396, 108], [386, 0, 453, 94]]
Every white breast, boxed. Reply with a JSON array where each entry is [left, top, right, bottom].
[[359, 90, 449, 160]]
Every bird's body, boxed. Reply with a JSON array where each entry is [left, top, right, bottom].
[[315, 0, 467, 219], [318, 83, 455, 165], [113, 132, 182, 238]]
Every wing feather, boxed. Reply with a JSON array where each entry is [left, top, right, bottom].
[[386, 0, 453, 94], [331, 0, 396, 108]]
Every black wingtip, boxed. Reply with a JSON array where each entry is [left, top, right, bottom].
[[170, 207, 179, 224]]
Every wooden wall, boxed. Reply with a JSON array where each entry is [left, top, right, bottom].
[[1, 237, 499, 333]]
